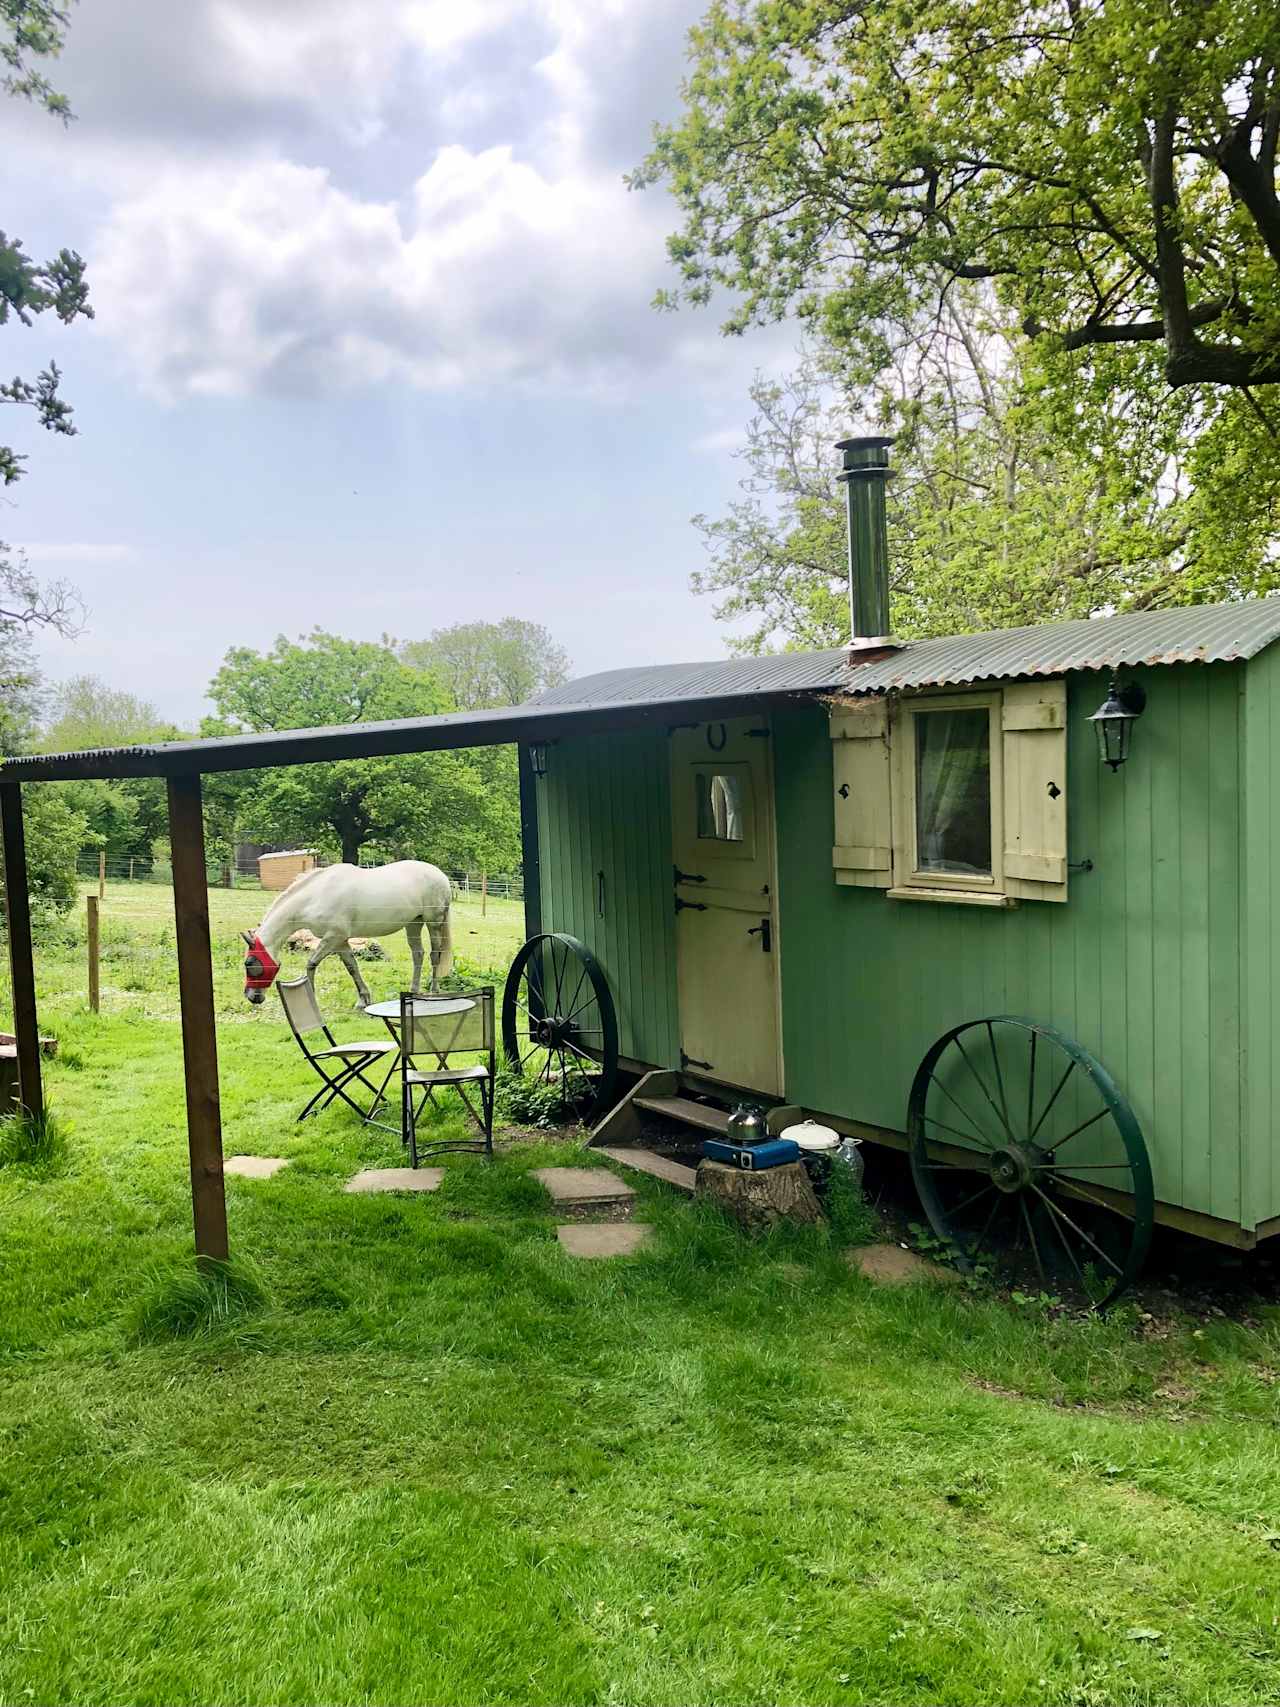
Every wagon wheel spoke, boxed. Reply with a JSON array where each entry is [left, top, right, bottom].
[[922, 1111, 993, 1151], [1028, 1184, 1124, 1278], [1029, 1058, 1076, 1142], [927, 1075, 997, 1150], [953, 1034, 1015, 1142], [1020, 1195, 1046, 1285], [1044, 1105, 1111, 1151]]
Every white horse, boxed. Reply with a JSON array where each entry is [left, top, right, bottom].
[[241, 860, 453, 1010]]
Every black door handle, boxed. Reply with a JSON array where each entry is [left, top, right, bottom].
[[747, 918, 772, 952]]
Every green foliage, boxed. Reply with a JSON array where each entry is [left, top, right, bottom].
[[694, 332, 1280, 650], [128, 1255, 269, 1345], [0, 1104, 66, 1172], [204, 630, 522, 871], [16, 781, 83, 921], [398, 618, 571, 711], [1, 1, 90, 488], [637, 0, 1280, 393], [643, 0, 1280, 640], [42, 673, 176, 753]]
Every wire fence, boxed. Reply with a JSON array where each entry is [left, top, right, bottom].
[[75, 850, 523, 902]]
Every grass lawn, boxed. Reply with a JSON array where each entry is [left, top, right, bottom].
[[2, 885, 1279, 1704]]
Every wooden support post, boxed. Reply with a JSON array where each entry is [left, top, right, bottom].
[[0, 782, 44, 1123], [166, 773, 228, 1265], [128, 856, 135, 882], [481, 870, 488, 917], [87, 895, 100, 1013], [98, 849, 106, 900]]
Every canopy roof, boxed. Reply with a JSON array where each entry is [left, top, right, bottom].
[[8, 595, 1280, 783]]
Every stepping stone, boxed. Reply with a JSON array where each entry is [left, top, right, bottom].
[[532, 1166, 635, 1208], [556, 1224, 653, 1258], [224, 1156, 290, 1179], [845, 1242, 960, 1286], [345, 1167, 444, 1194]]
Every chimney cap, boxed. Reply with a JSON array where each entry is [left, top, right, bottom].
[[834, 434, 894, 452]]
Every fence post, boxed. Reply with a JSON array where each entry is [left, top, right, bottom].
[[87, 894, 100, 1013], [128, 857, 135, 883], [481, 870, 488, 917]]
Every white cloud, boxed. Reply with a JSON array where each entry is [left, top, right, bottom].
[[90, 142, 690, 399]]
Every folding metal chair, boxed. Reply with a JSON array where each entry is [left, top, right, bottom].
[[399, 987, 495, 1166], [278, 976, 398, 1124]]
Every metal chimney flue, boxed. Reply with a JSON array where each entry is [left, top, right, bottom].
[[835, 435, 899, 653]]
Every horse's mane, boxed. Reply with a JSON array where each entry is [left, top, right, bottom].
[[260, 863, 330, 928]]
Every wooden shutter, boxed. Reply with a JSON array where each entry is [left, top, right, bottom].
[[830, 699, 893, 887], [1001, 680, 1068, 902]]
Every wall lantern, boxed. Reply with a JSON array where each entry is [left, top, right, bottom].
[[1088, 676, 1147, 771], [528, 742, 549, 777]]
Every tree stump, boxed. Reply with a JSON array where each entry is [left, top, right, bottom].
[[695, 1159, 826, 1234]]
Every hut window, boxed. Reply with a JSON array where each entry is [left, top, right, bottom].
[[696, 771, 747, 842], [913, 707, 993, 877], [831, 680, 1068, 904]]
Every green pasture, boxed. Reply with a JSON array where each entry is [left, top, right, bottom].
[[1, 890, 1279, 1705]]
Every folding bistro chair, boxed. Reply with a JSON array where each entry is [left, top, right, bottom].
[[278, 975, 398, 1124], [399, 987, 495, 1166]]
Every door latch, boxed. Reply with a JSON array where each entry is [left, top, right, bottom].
[[747, 917, 772, 952]]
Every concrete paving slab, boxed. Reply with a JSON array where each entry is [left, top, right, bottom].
[[556, 1223, 653, 1258], [224, 1156, 291, 1179], [845, 1242, 960, 1286], [345, 1167, 444, 1194], [533, 1166, 635, 1206]]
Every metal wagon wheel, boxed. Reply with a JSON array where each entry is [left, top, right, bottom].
[[501, 932, 619, 1125], [908, 1017, 1154, 1308]]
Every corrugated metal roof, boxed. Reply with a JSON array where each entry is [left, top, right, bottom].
[[0, 683, 819, 782], [534, 649, 851, 707], [538, 597, 1280, 708], [838, 597, 1280, 694], [9, 596, 1280, 783]]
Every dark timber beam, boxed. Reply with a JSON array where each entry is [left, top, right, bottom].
[[517, 742, 542, 945], [167, 773, 228, 1264], [0, 781, 44, 1123]]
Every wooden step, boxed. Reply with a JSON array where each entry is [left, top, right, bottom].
[[632, 1094, 730, 1136], [595, 1146, 698, 1195]]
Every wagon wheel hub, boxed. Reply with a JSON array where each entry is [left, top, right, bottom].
[[533, 1015, 570, 1048], [988, 1143, 1035, 1194]]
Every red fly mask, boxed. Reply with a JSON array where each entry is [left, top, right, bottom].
[[241, 931, 280, 1004]]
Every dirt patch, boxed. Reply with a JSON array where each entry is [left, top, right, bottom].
[[846, 1242, 960, 1286]]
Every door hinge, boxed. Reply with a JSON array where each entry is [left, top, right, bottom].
[[673, 865, 706, 885], [681, 1051, 713, 1071], [746, 728, 771, 738], [675, 896, 708, 914]]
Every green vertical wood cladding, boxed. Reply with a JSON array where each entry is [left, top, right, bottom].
[[1242, 644, 1280, 1230], [534, 731, 679, 1069], [773, 666, 1246, 1228]]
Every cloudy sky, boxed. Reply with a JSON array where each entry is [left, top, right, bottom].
[[2, 0, 799, 726]]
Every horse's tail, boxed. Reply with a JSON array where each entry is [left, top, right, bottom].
[[431, 904, 454, 981]]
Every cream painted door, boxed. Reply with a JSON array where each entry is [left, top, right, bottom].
[[671, 716, 781, 1095]]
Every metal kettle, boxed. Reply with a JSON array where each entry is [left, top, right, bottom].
[[727, 1102, 769, 1147]]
